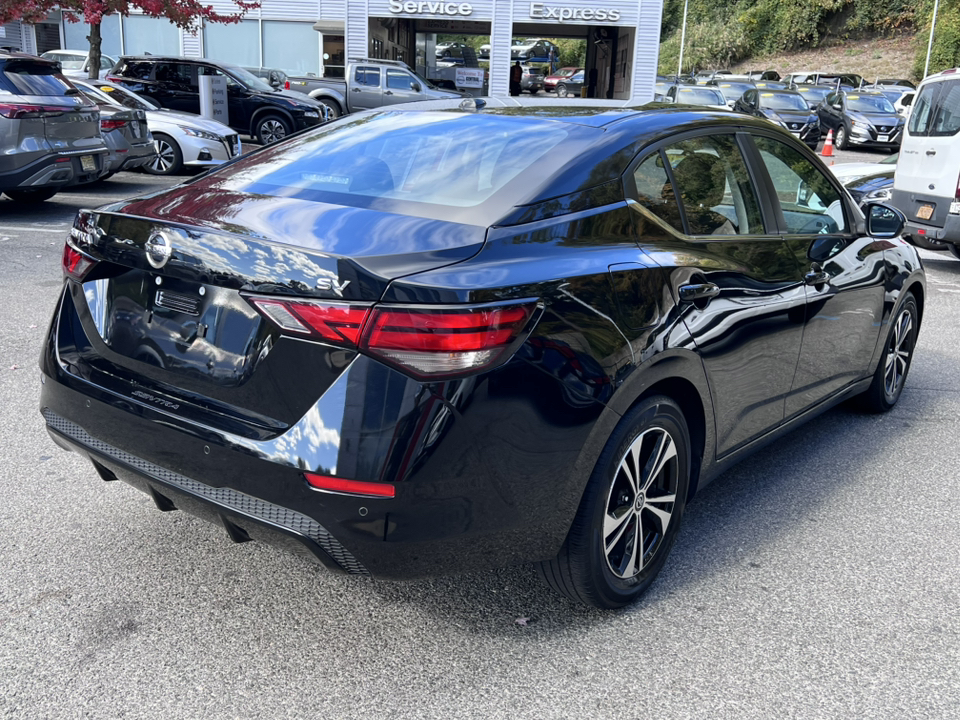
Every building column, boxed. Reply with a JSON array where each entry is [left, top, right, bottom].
[[488, 0, 513, 96], [347, 0, 370, 59], [633, 0, 664, 102]]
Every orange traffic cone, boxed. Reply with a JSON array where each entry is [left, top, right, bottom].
[[821, 129, 834, 158]]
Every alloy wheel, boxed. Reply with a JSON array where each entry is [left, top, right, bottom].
[[884, 306, 914, 398], [151, 139, 175, 173], [260, 119, 287, 144], [602, 426, 679, 579]]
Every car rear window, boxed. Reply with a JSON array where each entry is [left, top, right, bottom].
[[116, 61, 153, 81], [1, 60, 77, 96], [909, 79, 960, 137], [219, 111, 575, 212], [676, 87, 725, 105]]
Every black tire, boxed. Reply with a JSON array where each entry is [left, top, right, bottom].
[[529, 89, 539, 95], [835, 125, 849, 150], [556, 84, 569, 98], [255, 114, 292, 145], [857, 293, 918, 413], [4, 187, 58, 203], [948, 244, 960, 260], [537, 396, 691, 609], [99, 171, 115, 181], [143, 133, 184, 175], [315, 98, 341, 120]]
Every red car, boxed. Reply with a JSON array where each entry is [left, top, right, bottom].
[[544, 66, 583, 93]]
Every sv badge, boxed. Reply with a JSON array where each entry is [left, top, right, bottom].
[[316, 277, 351, 297]]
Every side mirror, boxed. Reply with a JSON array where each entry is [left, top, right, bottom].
[[797, 180, 810, 206], [865, 202, 905, 238], [411, 82, 422, 92], [269, 71, 281, 88]]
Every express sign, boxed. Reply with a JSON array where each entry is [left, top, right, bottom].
[[388, 0, 474, 15], [528, 2, 622, 22]]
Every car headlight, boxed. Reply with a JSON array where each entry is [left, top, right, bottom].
[[852, 119, 871, 129], [179, 126, 222, 142], [865, 188, 892, 202], [303, 110, 319, 118]]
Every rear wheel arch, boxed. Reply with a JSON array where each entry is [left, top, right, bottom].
[[908, 281, 925, 324]]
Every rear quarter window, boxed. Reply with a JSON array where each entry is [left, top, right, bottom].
[[117, 61, 154, 81]]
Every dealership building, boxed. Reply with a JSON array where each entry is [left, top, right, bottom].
[[1, 0, 663, 101]]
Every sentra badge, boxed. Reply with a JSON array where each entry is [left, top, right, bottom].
[[145, 230, 173, 269]]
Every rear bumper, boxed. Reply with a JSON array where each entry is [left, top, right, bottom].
[[0, 149, 107, 191], [893, 188, 960, 249], [39, 286, 605, 579]]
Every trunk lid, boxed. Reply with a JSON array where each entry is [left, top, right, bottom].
[[63, 192, 486, 436]]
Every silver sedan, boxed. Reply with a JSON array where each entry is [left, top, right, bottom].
[[70, 79, 241, 175]]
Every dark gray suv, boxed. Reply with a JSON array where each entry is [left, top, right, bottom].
[[0, 51, 108, 203]]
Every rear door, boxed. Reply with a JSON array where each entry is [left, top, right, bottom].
[[154, 61, 199, 114], [627, 129, 806, 457], [350, 66, 382, 110]]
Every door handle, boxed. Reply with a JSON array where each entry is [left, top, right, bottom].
[[678, 283, 720, 303], [926, 149, 937, 156], [384, 90, 393, 95], [804, 265, 830, 286], [352, 87, 361, 92]]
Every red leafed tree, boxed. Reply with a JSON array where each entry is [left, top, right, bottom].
[[0, 0, 260, 78]]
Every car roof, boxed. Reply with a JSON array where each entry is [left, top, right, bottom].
[[0, 49, 57, 63], [120, 55, 241, 71]]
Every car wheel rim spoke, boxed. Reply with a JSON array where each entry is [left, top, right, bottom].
[[884, 308, 912, 396], [262, 121, 285, 143], [603, 427, 678, 580], [152, 141, 174, 171]]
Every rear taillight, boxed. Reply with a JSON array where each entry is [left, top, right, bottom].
[[104, 75, 121, 83], [100, 118, 127, 131], [284, 80, 290, 89], [247, 297, 539, 379], [361, 303, 537, 378], [246, 298, 370, 346], [0, 103, 65, 119], [62, 241, 97, 282]]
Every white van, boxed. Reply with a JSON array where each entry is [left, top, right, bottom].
[[892, 69, 960, 259]]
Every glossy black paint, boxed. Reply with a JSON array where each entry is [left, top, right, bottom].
[[844, 169, 895, 206], [40, 102, 926, 581]]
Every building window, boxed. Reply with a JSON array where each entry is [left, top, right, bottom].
[[262, 21, 320, 76], [204, 19, 259, 68], [372, 38, 383, 59], [63, 15, 122, 57], [122, 15, 180, 56]]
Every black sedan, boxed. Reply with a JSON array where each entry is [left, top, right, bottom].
[[554, 70, 584, 98], [734, 89, 821, 148], [818, 90, 905, 150], [42, 100, 924, 609]]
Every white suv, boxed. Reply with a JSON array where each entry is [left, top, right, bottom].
[[893, 69, 960, 259]]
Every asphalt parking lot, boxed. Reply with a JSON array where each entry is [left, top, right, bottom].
[[2, 157, 958, 719]]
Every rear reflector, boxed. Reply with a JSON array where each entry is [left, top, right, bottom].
[[304, 473, 395, 498], [247, 297, 370, 347]]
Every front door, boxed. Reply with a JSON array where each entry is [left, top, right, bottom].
[[628, 131, 806, 457], [154, 62, 199, 114], [748, 134, 885, 417], [381, 69, 424, 107]]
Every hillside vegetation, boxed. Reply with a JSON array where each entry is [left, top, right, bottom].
[[658, 0, 956, 80]]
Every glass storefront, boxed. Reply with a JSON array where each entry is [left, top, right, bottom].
[[122, 15, 180, 56], [63, 15, 121, 56], [204, 19, 260, 67]]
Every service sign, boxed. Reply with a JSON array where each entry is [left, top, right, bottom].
[[199, 75, 228, 125], [455, 68, 485, 89], [388, 0, 474, 16]]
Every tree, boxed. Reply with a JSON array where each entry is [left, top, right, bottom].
[[0, 0, 259, 78]]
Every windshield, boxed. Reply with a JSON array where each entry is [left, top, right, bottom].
[[224, 66, 274, 93], [760, 92, 808, 111], [43, 52, 84, 69], [716, 83, 753, 101], [846, 94, 896, 113], [221, 112, 573, 211], [90, 83, 155, 110], [796, 86, 832, 103], [675, 87, 725, 105]]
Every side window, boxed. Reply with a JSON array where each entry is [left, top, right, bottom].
[[631, 151, 685, 233], [931, 80, 960, 136], [355, 67, 381, 87], [754, 136, 848, 234], [155, 63, 192, 85], [99, 56, 115, 70], [662, 135, 765, 236], [119, 61, 153, 81], [387, 70, 413, 90]]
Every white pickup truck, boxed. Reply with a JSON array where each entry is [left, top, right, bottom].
[[284, 58, 465, 118]]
